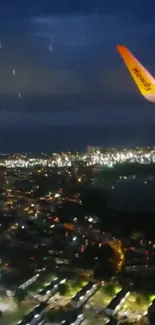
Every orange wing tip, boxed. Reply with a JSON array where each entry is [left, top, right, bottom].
[[116, 45, 128, 53], [116, 45, 124, 49]]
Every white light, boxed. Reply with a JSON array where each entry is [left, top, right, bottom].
[[34, 314, 39, 318], [73, 237, 77, 241], [78, 314, 83, 318], [55, 193, 60, 198]]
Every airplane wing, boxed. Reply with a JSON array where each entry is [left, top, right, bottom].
[[116, 45, 155, 103]]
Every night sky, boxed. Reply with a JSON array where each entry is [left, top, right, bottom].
[[1, 0, 155, 150]]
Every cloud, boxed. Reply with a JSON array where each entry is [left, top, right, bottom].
[[1, 0, 155, 128], [0, 0, 137, 18], [32, 11, 155, 98], [3, 0, 155, 20], [0, 68, 84, 96]]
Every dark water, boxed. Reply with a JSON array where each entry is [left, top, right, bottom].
[[1, 125, 155, 153], [107, 178, 155, 213]]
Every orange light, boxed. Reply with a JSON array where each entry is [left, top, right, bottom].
[[64, 223, 75, 231]]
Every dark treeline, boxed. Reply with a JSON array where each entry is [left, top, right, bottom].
[[100, 162, 155, 179]]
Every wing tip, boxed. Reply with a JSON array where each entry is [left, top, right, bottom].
[[116, 45, 127, 52]]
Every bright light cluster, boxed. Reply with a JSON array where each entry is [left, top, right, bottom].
[[0, 148, 155, 168]]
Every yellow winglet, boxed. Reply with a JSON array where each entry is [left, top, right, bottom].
[[116, 45, 155, 103]]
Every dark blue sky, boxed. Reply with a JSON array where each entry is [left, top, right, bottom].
[[0, 0, 155, 129]]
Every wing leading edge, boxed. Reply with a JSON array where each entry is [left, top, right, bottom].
[[116, 45, 155, 103]]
